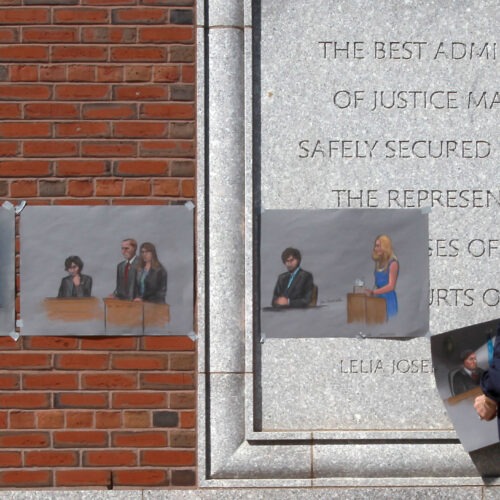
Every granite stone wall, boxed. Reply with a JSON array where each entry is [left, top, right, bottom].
[[0, 0, 196, 489]]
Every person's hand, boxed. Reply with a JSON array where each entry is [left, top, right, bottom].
[[363, 288, 373, 296], [133, 298, 143, 302], [474, 394, 497, 421], [274, 296, 289, 306]]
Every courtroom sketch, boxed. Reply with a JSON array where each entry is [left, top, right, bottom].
[[0, 206, 15, 335], [431, 319, 499, 452], [261, 209, 428, 338], [20, 205, 193, 336]]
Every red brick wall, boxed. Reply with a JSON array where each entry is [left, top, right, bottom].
[[0, 0, 196, 489]]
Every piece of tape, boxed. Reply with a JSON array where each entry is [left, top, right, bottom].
[[185, 201, 195, 211], [2, 201, 14, 211], [9, 331, 20, 342], [15, 319, 23, 328], [420, 206, 432, 214], [260, 332, 266, 344], [187, 331, 198, 341]]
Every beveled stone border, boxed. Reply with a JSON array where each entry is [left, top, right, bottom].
[[197, 0, 487, 486]]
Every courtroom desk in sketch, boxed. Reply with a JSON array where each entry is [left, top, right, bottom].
[[104, 297, 170, 334], [43, 297, 103, 322], [347, 293, 386, 324]]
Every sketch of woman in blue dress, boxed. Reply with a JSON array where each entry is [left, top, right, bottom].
[[365, 234, 399, 319]]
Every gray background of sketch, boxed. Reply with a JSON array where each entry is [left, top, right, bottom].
[[261, 209, 428, 338], [0, 207, 15, 334], [20, 205, 193, 335], [431, 320, 499, 452]]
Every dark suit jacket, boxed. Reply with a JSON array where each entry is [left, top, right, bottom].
[[136, 265, 167, 303], [452, 367, 484, 396], [481, 329, 500, 435], [114, 257, 139, 300], [272, 268, 314, 308], [58, 274, 92, 298]]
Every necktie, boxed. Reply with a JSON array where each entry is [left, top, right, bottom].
[[124, 262, 130, 286]]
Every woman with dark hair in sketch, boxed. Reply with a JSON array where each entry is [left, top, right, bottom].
[[134, 242, 167, 303], [58, 255, 92, 298], [364, 234, 399, 318]]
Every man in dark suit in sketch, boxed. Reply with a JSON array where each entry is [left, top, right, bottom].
[[271, 247, 314, 308], [452, 350, 485, 396], [111, 238, 139, 300]]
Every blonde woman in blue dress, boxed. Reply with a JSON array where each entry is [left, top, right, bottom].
[[365, 234, 399, 318]]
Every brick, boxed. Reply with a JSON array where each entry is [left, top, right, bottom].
[[56, 160, 110, 176], [24, 141, 78, 157], [9, 411, 35, 429], [114, 122, 167, 139], [112, 392, 167, 409], [82, 103, 136, 120], [0, 451, 22, 468], [0, 337, 22, 350], [66, 411, 93, 428], [179, 410, 195, 429], [55, 199, 107, 206], [0, 374, 19, 390], [114, 85, 167, 100], [40, 65, 66, 81], [114, 160, 168, 176], [26, 337, 78, 349], [142, 335, 195, 351], [152, 179, 179, 196], [170, 9, 193, 25], [68, 179, 94, 196], [112, 8, 166, 24], [82, 27, 136, 44], [0, 123, 49, 140], [0, 65, 7, 80], [96, 178, 123, 196], [24, 103, 79, 119], [0, 46, 48, 62], [84, 450, 137, 467], [56, 121, 109, 138], [139, 27, 193, 43], [170, 430, 195, 447], [55, 84, 110, 100], [143, 0, 193, 4], [181, 64, 195, 83], [140, 140, 193, 158], [141, 373, 194, 390], [39, 180, 66, 197], [152, 410, 178, 428], [112, 469, 167, 487], [55, 392, 108, 409], [53, 430, 108, 448], [82, 141, 136, 157], [153, 65, 179, 82], [68, 64, 96, 81], [0, 8, 49, 24], [168, 354, 196, 371], [170, 159, 195, 175], [169, 44, 195, 63], [0, 411, 7, 428], [169, 391, 195, 409], [141, 449, 195, 466], [82, 373, 137, 390], [170, 83, 194, 101], [0, 180, 8, 196], [10, 64, 38, 82], [110, 47, 166, 62], [0, 142, 18, 157], [23, 27, 78, 43], [52, 46, 107, 62], [171, 469, 195, 486], [0, 103, 21, 119], [0, 353, 50, 369], [0, 432, 49, 447], [26, 0, 78, 4], [95, 411, 121, 428], [55, 353, 108, 369], [169, 121, 194, 139], [25, 450, 78, 467], [0, 470, 52, 487], [53, 8, 109, 24], [124, 179, 151, 196], [112, 431, 167, 447], [181, 178, 194, 197], [123, 410, 150, 428], [23, 373, 78, 390], [0, 29, 19, 43], [96, 65, 123, 82], [124, 65, 152, 82], [141, 103, 194, 119], [80, 336, 137, 350], [112, 354, 167, 370], [56, 470, 111, 487], [36, 410, 65, 428]]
